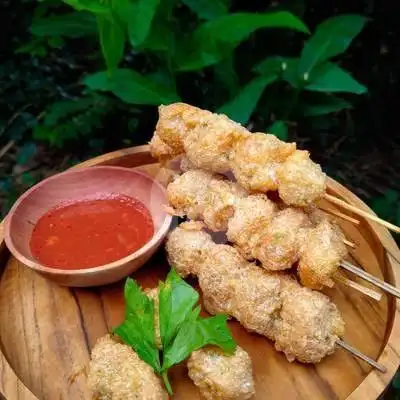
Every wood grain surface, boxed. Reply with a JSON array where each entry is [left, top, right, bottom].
[[0, 145, 399, 400]]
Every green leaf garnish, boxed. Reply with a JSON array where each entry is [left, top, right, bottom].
[[113, 269, 237, 396]]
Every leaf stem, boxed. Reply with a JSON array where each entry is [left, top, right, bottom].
[[162, 371, 173, 396]]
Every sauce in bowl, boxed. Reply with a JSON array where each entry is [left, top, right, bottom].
[[30, 195, 154, 270]]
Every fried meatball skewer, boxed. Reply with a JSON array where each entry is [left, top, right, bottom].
[[150, 103, 400, 234], [167, 170, 358, 293], [165, 223, 385, 371]]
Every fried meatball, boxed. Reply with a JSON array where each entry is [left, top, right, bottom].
[[188, 346, 255, 400], [298, 220, 348, 290], [231, 133, 296, 191], [226, 194, 277, 260], [88, 334, 168, 400], [166, 221, 212, 277], [274, 277, 345, 363], [277, 150, 327, 207], [253, 208, 311, 271]]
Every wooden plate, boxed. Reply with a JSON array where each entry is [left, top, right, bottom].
[[0, 145, 399, 400]]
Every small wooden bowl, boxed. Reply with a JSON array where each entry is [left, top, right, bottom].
[[3, 166, 172, 287]]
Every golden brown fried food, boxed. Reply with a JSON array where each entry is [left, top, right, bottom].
[[274, 276, 345, 363], [277, 150, 327, 207], [166, 221, 212, 277], [183, 113, 249, 173], [253, 208, 311, 271], [167, 170, 247, 231], [230, 133, 296, 191], [166, 223, 345, 364], [188, 346, 255, 400], [298, 220, 348, 290], [88, 334, 168, 400], [226, 194, 276, 260]]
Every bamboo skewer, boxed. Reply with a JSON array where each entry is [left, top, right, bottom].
[[343, 239, 356, 248], [322, 207, 360, 225], [335, 273, 382, 302], [340, 260, 400, 299], [336, 339, 387, 373], [324, 193, 400, 234]]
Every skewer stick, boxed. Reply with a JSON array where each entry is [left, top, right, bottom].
[[343, 239, 356, 248], [324, 193, 400, 234], [335, 273, 382, 301], [336, 339, 386, 373], [322, 207, 360, 225], [340, 260, 400, 299]]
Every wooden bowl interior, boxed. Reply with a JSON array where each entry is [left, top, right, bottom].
[[6, 166, 169, 266]]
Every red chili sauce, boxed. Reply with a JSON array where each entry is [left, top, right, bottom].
[[30, 195, 154, 270]]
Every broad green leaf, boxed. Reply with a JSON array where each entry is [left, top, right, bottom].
[[159, 269, 199, 349], [182, 0, 229, 20], [281, 58, 302, 88], [162, 314, 236, 370], [253, 56, 287, 76], [113, 278, 161, 372], [213, 56, 240, 96], [302, 94, 352, 116], [176, 12, 309, 71], [84, 69, 180, 104], [299, 15, 369, 76], [62, 0, 110, 13], [96, 14, 125, 72], [305, 63, 367, 94], [30, 12, 97, 37], [269, 120, 288, 140], [217, 75, 278, 124], [125, 0, 161, 47]]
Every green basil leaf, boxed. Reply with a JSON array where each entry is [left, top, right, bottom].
[[162, 313, 236, 370], [84, 69, 180, 104], [96, 14, 125, 72], [302, 94, 352, 116], [113, 278, 161, 373], [176, 11, 309, 71], [30, 12, 97, 37], [305, 62, 367, 94], [62, 0, 110, 13], [213, 56, 240, 96], [253, 55, 287, 76], [299, 14, 369, 76], [217, 75, 278, 124], [182, 0, 229, 20], [269, 120, 288, 140], [126, 0, 161, 46], [159, 269, 200, 349]]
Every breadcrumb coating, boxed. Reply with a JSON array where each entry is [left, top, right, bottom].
[[88, 335, 168, 400], [188, 346, 255, 400], [231, 133, 296, 191], [277, 150, 327, 207]]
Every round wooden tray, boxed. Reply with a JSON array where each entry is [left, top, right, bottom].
[[1, 145, 400, 400]]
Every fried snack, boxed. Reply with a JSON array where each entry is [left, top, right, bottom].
[[166, 223, 345, 364], [226, 194, 277, 260], [277, 150, 327, 207], [275, 277, 345, 363], [151, 103, 327, 206], [253, 208, 311, 271], [167, 170, 247, 231], [188, 346, 255, 400], [298, 220, 348, 290], [230, 133, 296, 191], [88, 334, 168, 400], [166, 221, 212, 277]]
